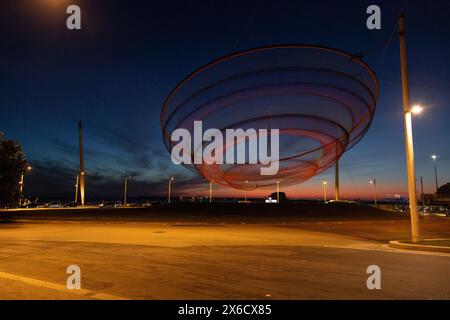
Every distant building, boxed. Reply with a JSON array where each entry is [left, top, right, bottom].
[[437, 183, 450, 197], [269, 192, 287, 203], [423, 182, 450, 205]]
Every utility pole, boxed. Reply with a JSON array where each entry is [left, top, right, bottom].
[[432, 155, 439, 193], [209, 180, 213, 203], [18, 165, 31, 206], [74, 174, 79, 203], [244, 180, 248, 202], [398, 13, 420, 242], [420, 176, 425, 213], [335, 160, 340, 201], [19, 173, 24, 206], [123, 175, 129, 206], [78, 121, 85, 206], [168, 177, 174, 203], [334, 159, 339, 201], [370, 179, 378, 207], [276, 180, 280, 203]]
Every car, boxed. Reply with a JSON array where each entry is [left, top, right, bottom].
[[327, 199, 357, 204], [48, 201, 62, 208], [18, 202, 38, 208], [99, 201, 122, 208], [64, 202, 79, 208]]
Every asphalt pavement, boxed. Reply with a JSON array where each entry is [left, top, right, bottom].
[[0, 215, 449, 299]]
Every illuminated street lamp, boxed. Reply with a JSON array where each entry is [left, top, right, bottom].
[[369, 179, 377, 207], [19, 165, 32, 205], [168, 176, 174, 204], [398, 13, 420, 242], [410, 105, 423, 115], [431, 155, 439, 193], [322, 179, 327, 203], [276, 180, 280, 203]]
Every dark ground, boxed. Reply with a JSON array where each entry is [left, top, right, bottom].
[[3, 202, 407, 222]]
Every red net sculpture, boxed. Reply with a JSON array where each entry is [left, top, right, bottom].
[[161, 45, 378, 190]]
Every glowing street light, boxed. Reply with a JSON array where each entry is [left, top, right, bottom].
[[168, 176, 174, 204], [410, 105, 423, 115], [431, 155, 439, 193], [398, 13, 420, 242], [369, 179, 378, 207], [322, 179, 327, 203]]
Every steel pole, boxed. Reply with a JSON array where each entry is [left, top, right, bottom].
[[209, 180, 212, 203], [123, 176, 128, 206], [335, 160, 340, 201], [373, 179, 378, 207], [420, 176, 425, 213], [434, 158, 439, 193], [398, 13, 420, 242], [19, 173, 24, 205], [168, 179, 172, 204], [75, 175, 79, 203], [276, 181, 280, 203], [78, 121, 85, 206]]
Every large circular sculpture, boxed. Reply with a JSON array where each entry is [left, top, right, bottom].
[[161, 45, 378, 190]]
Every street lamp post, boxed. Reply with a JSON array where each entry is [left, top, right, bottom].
[[168, 177, 174, 204], [244, 180, 248, 202], [74, 175, 79, 203], [369, 179, 377, 207], [276, 180, 280, 203], [398, 13, 420, 242], [420, 176, 425, 213], [78, 121, 85, 207], [209, 180, 213, 203], [123, 175, 130, 206], [335, 160, 340, 201], [322, 179, 327, 204], [431, 155, 439, 193], [19, 165, 32, 206]]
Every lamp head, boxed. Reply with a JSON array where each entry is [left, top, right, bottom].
[[411, 105, 423, 115]]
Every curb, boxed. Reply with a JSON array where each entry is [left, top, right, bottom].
[[389, 239, 450, 253]]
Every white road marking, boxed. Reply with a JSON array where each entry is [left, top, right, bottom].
[[0, 271, 127, 300], [318, 244, 450, 257]]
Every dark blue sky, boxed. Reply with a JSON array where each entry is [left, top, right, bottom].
[[1, 0, 449, 199]]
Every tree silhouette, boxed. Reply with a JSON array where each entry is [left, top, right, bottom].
[[0, 139, 27, 208]]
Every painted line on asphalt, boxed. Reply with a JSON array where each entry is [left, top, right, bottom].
[[319, 244, 450, 257], [0, 271, 128, 300]]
